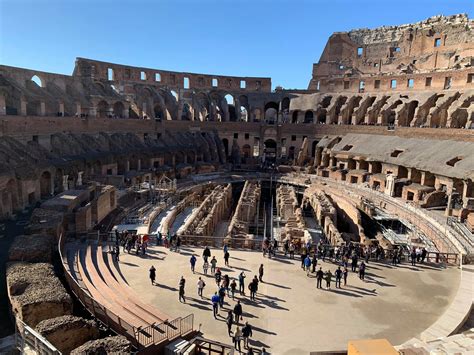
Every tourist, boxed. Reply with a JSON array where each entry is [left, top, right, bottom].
[[242, 322, 253, 349], [391, 250, 398, 266], [273, 239, 278, 256], [258, 264, 264, 282], [190, 254, 197, 273], [311, 253, 318, 273], [324, 269, 332, 290], [304, 255, 312, 276], [230, 278, 237, 299], [224, 250, 230, 266], [249, 276, 258, 300], [233, 326, 242, 352], [114, 245, 120, 261], [197, 277, 205, 298], [226, 310, 234, 336], [203, 260, 209, 275], [223, 274, 230, 295], [284, 239, 289, 256], [210, 256, 218, 274], [176, 235, 181, 253], [215, 268, 222, 286], [351, 254, 358, 272], [421, 247, 427, 263], [149, 265, 156, 285], [359, 261, 366, 280], [157, 231, 162, 246], [300, 250, 307, 269], [343, 267, 348, 286], [203, 246, 211, 263], [233, 300, 243, 322], [239, 271, 246, 295], [410, 247, 417, 266], [223, 243, 228, 255], [179, 276, 186, 303], [218, 285, 226, 308], [316, 267, 324, 289], [211, 292, 220, 318], [335, 266, 342, 288], [289, 242, 295, 259]]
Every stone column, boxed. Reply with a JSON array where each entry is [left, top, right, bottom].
[[385, 174, 396, 196], [40, 102, 46, 116], [445, 192, 453, 217], [77, 172, 83, 186], [62, 175, 69, 191], [123, 104, 129, 118], [137, 159, 142, 171], [20, 100, 27, 116], [89, 105, 97, 118], [50, 175, 54, 196], [76, 103, 81, 116], [59, 103, 65, 116], [462, 181, 472, 208]]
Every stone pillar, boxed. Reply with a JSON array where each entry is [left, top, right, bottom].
[[59, 103, 65, 116], [445, 192, 453, 217], [234, 98, 241, 121], [77, 171, 83, 186], [126, 160, 130, 172], [20, 100, 27, 116], [62, 175, 69, 191], [330, 156, 337, 168], [137, 159, 141, 171], [50, 175, 54, 196], [385, 174, 396, 196], [463, 181, 472, 208], [76, 103, 81, 116], [89, 105, 97, 118], [123, 104, 129, 118], [40, 102, 46, 116], [142, 102, 147, 119], [0, 94, 6, 115], [172, 155, 176, 169]]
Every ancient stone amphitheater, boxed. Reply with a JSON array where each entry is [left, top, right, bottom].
[[1, 13, 473, 355]]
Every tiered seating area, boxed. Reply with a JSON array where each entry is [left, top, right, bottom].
[[61, 239, 194, 350]]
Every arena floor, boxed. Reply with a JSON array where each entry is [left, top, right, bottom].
[[119, 245, 460, 354]]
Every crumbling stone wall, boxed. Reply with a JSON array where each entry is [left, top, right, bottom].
[[6, 262, 72, 327], [71, 335, 132, 355], [36, 315, 100, 354], [227, 181, 261, 239], [8, 234, 54, 263]]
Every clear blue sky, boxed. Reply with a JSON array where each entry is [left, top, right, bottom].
[[0, 0, 472, 89]]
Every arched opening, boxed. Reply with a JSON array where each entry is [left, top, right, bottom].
[[31, 75, 43, 88], [113, 102, 125, 118], [225, 94, 234, 105], [264, 102, 279, 124], [97, 100, 109, 118], [26, 100, 41, 116], [39, 171, 52, 198], [222, 138, 229, 157], [154, 103, 165, 120], [304, 110, 314, 124], [292, 110, 299, 124], [181, 103, 192, 121], [264, 139, 277, 162], [317, 111, 327, 124], [240, 106, 248, 122]]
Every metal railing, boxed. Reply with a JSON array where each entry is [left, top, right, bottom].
[[15, 317, 61, 355], [58, 233, 194, 350]]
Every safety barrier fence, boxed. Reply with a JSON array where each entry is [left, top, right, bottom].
[[15, 317, 60, 354], [58, 233, 194, 350]]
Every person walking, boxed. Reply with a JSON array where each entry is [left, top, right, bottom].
[[359, 261, 366, 280], [210, 256, 218, 274], [211, 292, 220, 319], [351, 254, 358, 272], [226, 310, 234, 336], [233, 300, 243, 323], [176, 235, 181, 253], [239, 271, 246, 295], [179, 276, 186, 303], [190, 254, 197, 273], [335, 266, 342, 288], [233, 326, 242, 352], [149, 265, 156, 285], [324, 269, 332, 290], [203, 260, 209, 275], [242, 322, 253, 349], [203, 246, 211, 263], [311, 253, 318, 273], [197, 277, 205, 298], [224, 250, 230, 266], [258, 264, 264, 282], [343, 267, 348, 286], [410, 247, 417, 266], [316, 267, 324, 289], [215, 268, 222, 286], [284, 239, 289, 256], [304, 255, 312, 276], [230, 279, 237, 299], [289, 242, 295, 259], [218, 285, 226, 308]]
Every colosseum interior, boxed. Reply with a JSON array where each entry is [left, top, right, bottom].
[[0, 12, 473, 355]]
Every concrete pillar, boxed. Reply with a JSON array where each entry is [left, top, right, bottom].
[[77, 171, 83, 186], [385, 174, 396, 197], [40, 102, 46, 116], [0, 94, 6, 115], [62, 175, 69, 191]]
